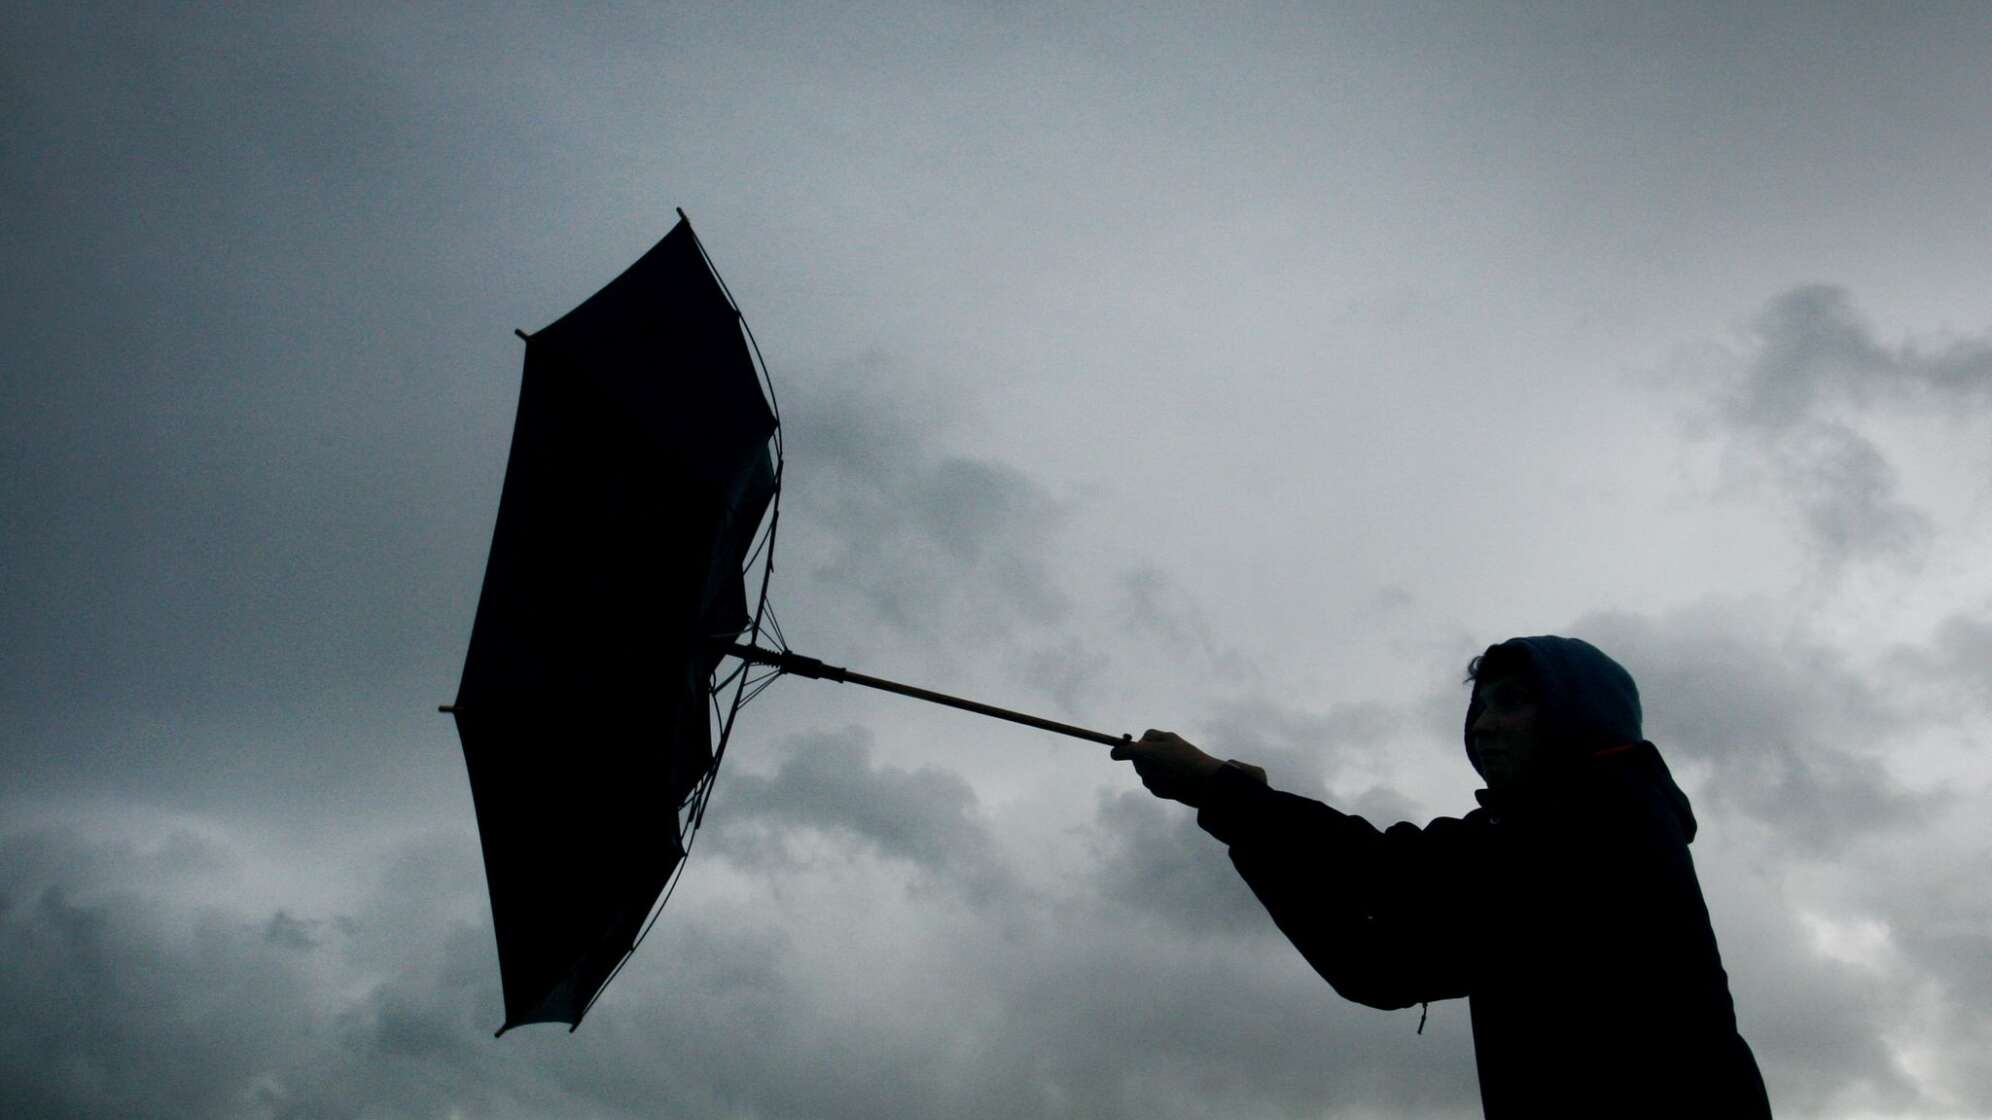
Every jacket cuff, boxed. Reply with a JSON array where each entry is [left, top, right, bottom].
[[1196, 761, 1277, 846]]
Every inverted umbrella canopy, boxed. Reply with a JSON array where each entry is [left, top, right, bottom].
[[447, 213, 1131, 1037], [445, 215, 778, 1034]]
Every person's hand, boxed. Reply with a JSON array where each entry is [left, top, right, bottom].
[[1110, 729, 1227, 806]]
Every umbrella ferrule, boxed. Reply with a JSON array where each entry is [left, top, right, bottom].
[[720, 642, 847, 682], [772, 650, 843, 681]]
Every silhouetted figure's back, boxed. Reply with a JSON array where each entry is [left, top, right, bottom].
[[1152, 637, 1772, 1117]]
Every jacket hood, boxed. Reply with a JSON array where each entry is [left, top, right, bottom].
[[1464, 635, 1697, 839], [1465, 635, 1642, 759]]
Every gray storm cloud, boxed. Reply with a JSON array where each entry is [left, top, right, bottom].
[[8, 3, 1992, 1118], [1687, 284, 1992, 567], [703, 726, 1011, 904], [1726, 286, 1992, 427], [1574, 604, 1944, 856], [779, 369, 1073, 640]]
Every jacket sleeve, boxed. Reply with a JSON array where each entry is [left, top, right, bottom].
[[1196, 764, 1480, 1009]]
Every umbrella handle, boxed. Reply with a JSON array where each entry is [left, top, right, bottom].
[[719, 643, 1132, 747]]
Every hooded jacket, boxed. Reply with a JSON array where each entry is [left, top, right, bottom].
[[1196, 636, 1771, 1118]]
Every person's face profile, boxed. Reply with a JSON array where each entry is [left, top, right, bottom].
[[1470, 672, 1545, 788]]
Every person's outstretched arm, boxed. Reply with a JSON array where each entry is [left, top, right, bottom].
[[1115, 732, 1478, 1009]]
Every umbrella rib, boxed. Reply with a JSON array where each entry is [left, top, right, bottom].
[[713, 656, 750, 694], [678, 208, 784, 432], [574, 802, 704, 1028], [762, 602, 788, 653], [741, 676, 779, 707], [740, 508, 777, 574]]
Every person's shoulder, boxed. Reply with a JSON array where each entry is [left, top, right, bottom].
[[1574, 751, 1697, 848]]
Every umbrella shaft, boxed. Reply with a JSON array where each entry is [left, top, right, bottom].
[[720, 643, 1129, 747]]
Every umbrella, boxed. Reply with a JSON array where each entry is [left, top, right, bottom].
[[444, 212, 1124, 1035]]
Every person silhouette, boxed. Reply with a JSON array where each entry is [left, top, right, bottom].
[[1112, 635, 1771, 1118]]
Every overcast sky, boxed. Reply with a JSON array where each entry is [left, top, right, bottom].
[[5, 4, 1991, 1117]]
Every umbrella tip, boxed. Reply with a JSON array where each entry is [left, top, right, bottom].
[[513, 328, 529, 342]]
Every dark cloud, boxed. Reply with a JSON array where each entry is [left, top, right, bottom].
[[765, 366, 1092, 719], [1773, 907, 1991, 1116], [1372, 584, 1416, 612], [2, 833, 344, 1120], [975, 926, 1483, 1120], [1879, 911, 1992, 1109], [1722, 285, 1992, 428], [1088, 790, 1270, 937], [1885, 610, 1992, 716], [1797, 757, 1992, 1110], [1570, 605, 1944, 856], [263, 909, 321, 950], [778, 370, 1070, 637], [1202, 693, 1408, 800], [1758, 421, 1931, 565], [1679, 284, 1992, 566], [1114, 567, 1257, 682], [8, 714, 1985, 1120], [1716, 898, 1929, 1117], [703, 727, 1010, 904], [0, 821, 687, 1119], [1927, 613, 1992, 697], [1005, 634, 1108, 719], [0, 804, 1478, 1120]]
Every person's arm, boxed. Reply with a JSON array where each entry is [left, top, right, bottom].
[[1113, 733, 1479, 1009], [1198, 765, 1478, 1009]]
